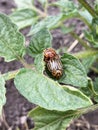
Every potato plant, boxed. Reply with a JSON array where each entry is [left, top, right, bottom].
[[0, 0, 98, 129]]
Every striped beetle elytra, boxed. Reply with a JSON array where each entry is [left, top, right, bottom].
[[44, 48, 63, 79]]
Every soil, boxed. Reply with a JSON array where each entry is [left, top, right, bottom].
[[0, 0, 98, 130]]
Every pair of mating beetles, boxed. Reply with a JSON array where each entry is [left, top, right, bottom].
[[44, 48, 63, 79]]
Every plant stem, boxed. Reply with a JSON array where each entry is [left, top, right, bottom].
[[70, 32, 90, 49], [19, 58, 33, 69], [74, 49, 98, 59], [3, 66, 35, 81], [79, 104, 98, 115], [44, 0, 48, 14], [31, 5, 47, 17], [90, 66, 98, 74], [3, 69, 20, 81], [77, 13, 92, 30], [87, 77, 97, 96], [77, 0, 97, 18]]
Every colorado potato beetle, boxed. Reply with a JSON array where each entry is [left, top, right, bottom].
[[44, 48, 56, 62], [44, 48, 63, 79]]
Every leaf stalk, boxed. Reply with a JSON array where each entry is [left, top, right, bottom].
[[79, 104, 98, 115], [74, 49, 98, 59], [70, 32, 90, 49], [77, 0, 97, 18], [31, 5, 47, 17]]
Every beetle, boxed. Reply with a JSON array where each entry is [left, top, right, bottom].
[[44, 48, 56, 62], [44, 48, 63, 79]]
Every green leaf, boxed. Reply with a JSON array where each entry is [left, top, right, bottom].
[[28, 107, 80, 130], [79, 78, 95, 98], [0, 75, 6, 115], [95, 1, 98, 13], [28, 14, 63, 35], [27, 28, 52, 57], [34, 53, 45, 73], [28, 11, 79, 36], [84, 17, 98, 48], [81, 78, 98, 101], [80, 86, 91, 97], [93, 78, 98, 95], [82, 56, 97, 73], [14, 68, 92, 111], [94, 96, 98, 102], [14, 0, 33, 9], [0, 13, 25, 62], [88, 78, 97, 95], [59, 53, 88, 87], [52, 0, 77, 12], [10, 9, 38, 29], [78, 10, 93, 24], [80, 78, 95, 97], [85, 31, 98, 48], [61, 25, 75, 34], [81, 78, 98, 102]]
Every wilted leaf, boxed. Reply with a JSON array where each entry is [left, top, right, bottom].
[[0, 75, 6, 115], [29, 107, 80, 130], [10, 9, 38, 29], [0, 13, 25, 61], [59, 53, 88, 87], [27, 28, 52, 57], [14, 68, 92, 111]]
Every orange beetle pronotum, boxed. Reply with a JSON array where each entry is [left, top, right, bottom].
[[44, 48, 56, 62], [44, 48, 63, 79]]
